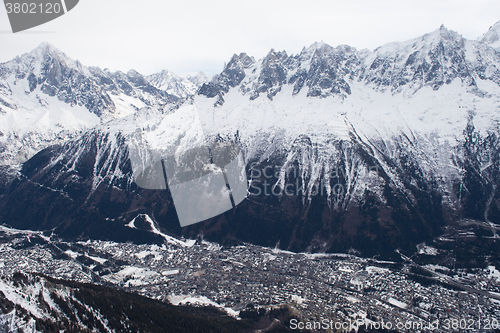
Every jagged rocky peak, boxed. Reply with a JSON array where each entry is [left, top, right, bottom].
[[296, 42, 360, 97], [125, 68, 151, 88], [219, 52, 255, 88], [147, 70, 182, 89], [126, 68, 141, 78], [147, 69, 208, 98], [0, 42, 117, 116], [298, 41, 336, 60], [300, 41, 360, 66], [3, 42, 179, 109], [227, 52, 255, 69], [250, 49, 288, 100], [262, 49, 288, 63], [200, 22, 500, 106], [198, 52, 255, 100], [19, 41, 72, 67], [0, 42, 183, 165], [362, 25, 480, 93], [200, 42, 362, 102], [186, 71, 209, 86], [30, 41, 75, 63], [430, 24, 464, 43], [1, 42, 83, 84], [25, 43, 178, 112], [479, 20, 500, 50]]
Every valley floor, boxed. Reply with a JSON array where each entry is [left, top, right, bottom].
[[0, 225, 499, 332]]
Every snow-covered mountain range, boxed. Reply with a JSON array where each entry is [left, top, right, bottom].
[[1, 22, 500, 256], [0, 43, 205, 165], [147, 70, 209, 99]]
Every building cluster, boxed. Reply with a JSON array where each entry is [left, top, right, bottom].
[[0, 229, 499, 332]]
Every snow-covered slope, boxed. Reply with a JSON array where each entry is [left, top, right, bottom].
[[362, 25, 500, 93], [480, 20, 500, 51], [0, 272, 125, 332], [0, 42, 179, 165], [147, 70, 208, 98]]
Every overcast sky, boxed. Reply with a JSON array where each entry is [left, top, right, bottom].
[[0, 0, 499, 76]]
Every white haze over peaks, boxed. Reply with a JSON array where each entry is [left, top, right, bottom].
[[0, 0, 499, 76]]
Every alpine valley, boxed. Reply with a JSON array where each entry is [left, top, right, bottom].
[[1, 21, 500, 332]]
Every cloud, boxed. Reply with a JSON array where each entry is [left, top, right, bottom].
[[0, 0, 499, 75]]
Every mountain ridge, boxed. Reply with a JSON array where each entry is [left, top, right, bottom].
[[147, 70, 209, 98], [0, 23, 499, 257], [199, 24, 500, 105], [0, 42, 201, 165], [480, 20, 500, 51]]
